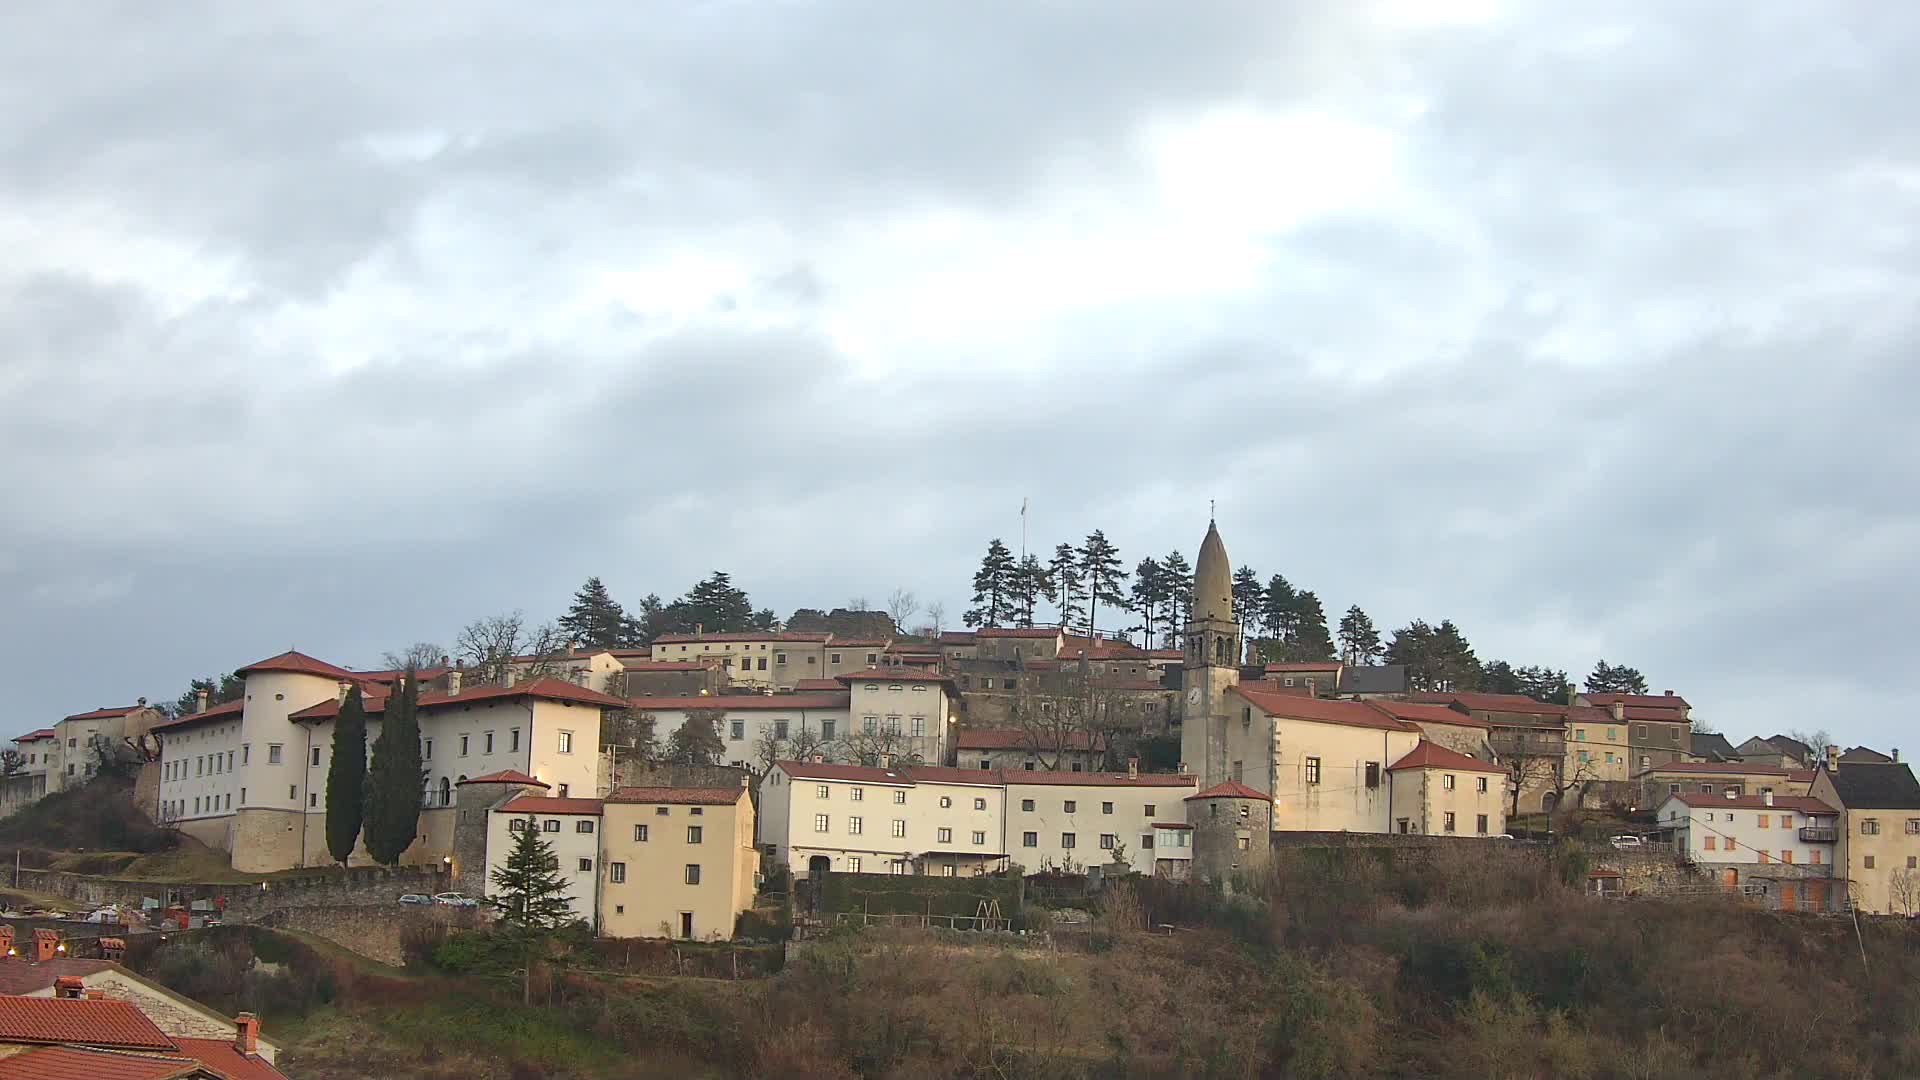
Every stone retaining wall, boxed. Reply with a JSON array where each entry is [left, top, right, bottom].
[[252, 903, 483, 966], [11, 864, 446, 914]]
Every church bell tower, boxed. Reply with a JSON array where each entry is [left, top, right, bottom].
[[1180, 519, 1242, 787]]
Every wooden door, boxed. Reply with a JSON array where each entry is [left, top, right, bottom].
[[1778, 882, 1797, 911], [1804, 880, 1826, 911], [1719, 868, 1738, 892]]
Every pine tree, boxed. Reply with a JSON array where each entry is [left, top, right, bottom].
[[1260, 574, 1298, 643], [1128, 557, 1166, 648], [1047, 543, 1083, 631], [1586, 660, 1649, 695], [1231, 566, 1264, 640], [1290, 590, 1335, 662], [1480, 660, 1523, 695], [1160, 550, 1193, 643], [488, 815, 577, 1005], [965, 539, 1017, 628], [363, 673, 425, 865], [1078, 531, 1127, 634], [666, 572, 756, 633], [1431, 621, 1480, 692], [324, 685, 369, 866], [558, 576, 631, 648], [1389, 620, 1479, 692], [1337, 606, 1383, 665], [1516, 665, 1573, 705], [1009, 555, 1049, 627], [666, 710, 726, 765]]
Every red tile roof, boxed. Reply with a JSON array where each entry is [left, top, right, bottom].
[[649, 631, 831, 644], [291, 678, 628, 721], [0, 961, 116, 997], [790, 678, 844, 692], [1666, 793, 1835, 814], [0, 996, 175, 1050], [457, 770, 548, 788], [1187, 781, 1268, 801], [1230, 685, 1418, 733], [169, 1037, 289, 1080], [234, 650, 354, 680], [58, 707, 144, 723], [617, 660, 721, 672], [1584, 692, 1691, 709], [1642, 760, 1792, 776], [1620, 706, 1689, 722], [605, 786, 745, 806], [12, 729, 56, 743], [835, 668, 953, 686], [1411, 691, 1567, 716], [149, 699, 245, 732], [899, 765, 1006, 787], [974, 628, 1061, 639], [1002, 770, 1195, 788], [618, 693, 850, 712], [827, 637, 893, 649], [954, 728, 1103, 752], [1144, 649, 1183, 660], [498, 796, 603, 815], [936, 632, 977, 645], [1263, 662, 1342, 673], [0, 1044, 203, 1080], [1367, 700, 1490, 729], [1388, 741, 1505, 774], [776, 760, 911, 784]]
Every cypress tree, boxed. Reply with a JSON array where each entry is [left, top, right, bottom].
[[363, 671, 425, 865], [323, 685, 369, 865]]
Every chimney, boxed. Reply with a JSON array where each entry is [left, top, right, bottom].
[[0, 925, 13, 956], [1664, 689, 1674, 697], [136, 696, 147, 707], [1763, 791, 1774, 807], [100, 937, 125, 962], [1725, 788, 1737, 800], [447, 669, 463, 696], [1609, 702, 1624, 722], [34, 929, 60, 962], [695, 623, 704, 638], [234, 1012, 260, 1054], [503, 668, 517, 688], [1127, 757, 1139, 780], [195, 688, 210, 714], [809, 752, 825, 764], [567, 639, 578, 657], [84, 988, 107, 1000], [441, 654, 451, 669], [336, 681, 351, 705], [878, 753, 893, 769], [1827, 744, 1840, 773], [1894, 748, 1901, 763], [53, 976, 84, 999]]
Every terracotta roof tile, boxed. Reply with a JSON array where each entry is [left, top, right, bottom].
[[1387, 741, 1506, 774], [58, 707, 144, 723], [790, 678, 844, 692], [1231, 685, 1418, 733], [234, 650, 354, 680], [457, 770, 549, 788], [1666, 793, 1835, 814], [604, 786, 745, 806], [1262, 662, 1342, 673], [149, 699, 245, 732], [0, 960, 117, 997], [12, 729, 56, 742], [616, 660, 722, 672], [1367, 700, 1490, 729], [0, 996, 175, 1050], [835, 668, 953, 685], [291, 678, 627, 721], [974, 628, 1061, 639], [498, 796, 603, 815], [899, 766, 1006, 787], [649, 631, 831, 644], [1641, 760, 1791, 776], [1002, 770, 1195, 788], [954, 728, 1103, 752], [0, 1044, 203, 1080], [1186, 781, 1267, 801], [1584, 692, 1691, 709], [169, 1037, 290, 1080], [776, 760, 912, 784], [936, 632, 977, 645], [618, 693, 849, 712]]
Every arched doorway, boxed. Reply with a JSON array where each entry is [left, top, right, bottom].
[[808, 855, 831, 878], [438, 776, 452, 806]]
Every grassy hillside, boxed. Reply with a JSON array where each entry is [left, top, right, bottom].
[[128, 846, 1920, 1079]]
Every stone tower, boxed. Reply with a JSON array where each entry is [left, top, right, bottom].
[[1186, 781, 1272, 886], [1180, 520, 1242, 788]]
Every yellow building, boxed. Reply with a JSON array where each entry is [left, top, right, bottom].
[[1386, 740, 1510, 837], [599, 784, 758, 940], [1808, 756, 1920, 915], [1565, 713, 1631, 785]]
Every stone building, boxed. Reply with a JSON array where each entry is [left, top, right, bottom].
[[1185, 780, 1271, 885]]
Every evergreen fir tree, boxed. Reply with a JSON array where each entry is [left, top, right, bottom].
[[965, 539, 1017, 627], [1078, 530, 1127, 634], [1516, 664, 1573, 705], [665, 572, 756, 633], [1231, 566, 1264, 640], [323, 685, 369, 866], [1337, 606, 1383, 665], [1127, 556, 1166, 648], [1290, 590, 1335, 662], [1160, 550, 1193, 643], [558, 576, 634, 648], [491, 816, 577, 930], [1480, 659, 1523, 695], [363, 672, 425, 865], [1586, 660, 1649, 695], [1260, 574, 1299, 643], [666, 711, 726, 765], [1047, 543, 1083, 631], [1009, 554, 1050, 627]]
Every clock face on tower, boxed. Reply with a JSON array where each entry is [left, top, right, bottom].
[[1186, 686, 1202, 710]]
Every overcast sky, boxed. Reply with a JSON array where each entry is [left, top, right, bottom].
[[3, 2, 1915, 751]]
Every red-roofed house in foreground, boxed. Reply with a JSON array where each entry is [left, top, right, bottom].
[[0, 980, 286, 1079]]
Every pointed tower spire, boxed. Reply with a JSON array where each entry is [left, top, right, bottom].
[[1193, 520, 1233, 624]]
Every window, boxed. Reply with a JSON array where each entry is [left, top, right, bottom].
[[1237, 835, 1250, 850], [1230, 760, 1242, 783], [1304, 757, 1321, 785], [1444, 812, 1456, 833], [558, 731, 573, 753], [849, 816, 863, 835], [1364, 762, 1380, 788], [1443, 774, 1456, 791], [577, 858, 593, 872], [847, 857, 862, 873], [757, 658, 767, 670], [484, 732, 495, 754], [892, 790, 906, 804], [1061, 832, 1077, 850], [557, 784, 569, 797], [1811, 849, 1822, 865], [972, 830, 986, 845], [609, 862, 626, 883], [655, 806, 669, 816], [1669, 783, 1680, 794], [511, 728, 520, 751], [885, 716, 900, 734], [1100, 834, 1116, 849], [1862, 819, 1881, 835], [1864, 855, 1876, 870], [830, 652, 841, 664], [688, 825, 704, 843], [684, 864, 701, 885], [863, 716, 878, 734], [311, 747, 322, 767], [1142, 833, 1155, 850], [1705, 836, 1717, 851], [850, 787, 863, 802], [821, 720, 836, 741], [942, 865, 956, 877], [634, 824, 649, 841], [309, 793, 318, 808], [1102, 802, 1114, 815], [869, 653, 879, 665], [776, 652, 788, 665], [424, 739, 433, 760], [813, 813, 829, 833], [1910, 856, 1919, 870], [1064, 800, 1077, 813], [1021, 798, 1035, 812], [1758, 815, 1769, 830], [288, 785, 296, 799], [460, 735, 470, 757], [910, 716, 926, 737], [1575, 730, 1586, 742], [1907, 819, 1920, 835], [891, 819, 906, 837], [1476, 814, 1488, 834], [1023, 831, 1038, 847], [543, 819, 560, 832], [937, 827, 952, 843], [576, 820, 594, 834], [242, 745, 250, 765], [776, 720, 790, 740], [1578, 750, 1590, 763], [1779, 815, 1791, 829], [730, 720, 745, 740], [268, 744, 282, 765], [939, 796, 952, 808], [817, 785, 832, 799], [1780, 851, 1793, 864]]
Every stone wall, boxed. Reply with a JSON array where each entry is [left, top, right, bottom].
[[1588, 847, 1705, 895], [253, 903, 483, 966], [12, 864, 446, 915]]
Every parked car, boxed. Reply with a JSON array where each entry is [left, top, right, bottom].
[[1492, 833, 1516, 840], [432, 892, 479, 908], [398, 893, 433, 905], [1609, 835, 1644, 849]]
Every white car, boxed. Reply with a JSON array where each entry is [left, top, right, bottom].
[[398, 893, 433, 906], [432, 892, 479, 908], [1609, 835, 1645, 849]]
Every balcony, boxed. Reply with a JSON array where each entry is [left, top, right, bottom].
[[1798, 827, 1837, 843]]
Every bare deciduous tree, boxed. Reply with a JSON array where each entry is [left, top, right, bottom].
[[751, 720, 830, 775], [847, 596, 871, 613], [922, 601, 946, 637], [886, 589, 919, 635], [382, 641, 446, 671], [1786, 729, 1832, 764], [0, 748, 24, 777], [1889, 868, 1920, 916], [843, 721, 920, 768], [455, 611, 572, 686]]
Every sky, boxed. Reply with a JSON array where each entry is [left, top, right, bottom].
[[3, 2, 1916, 751]]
